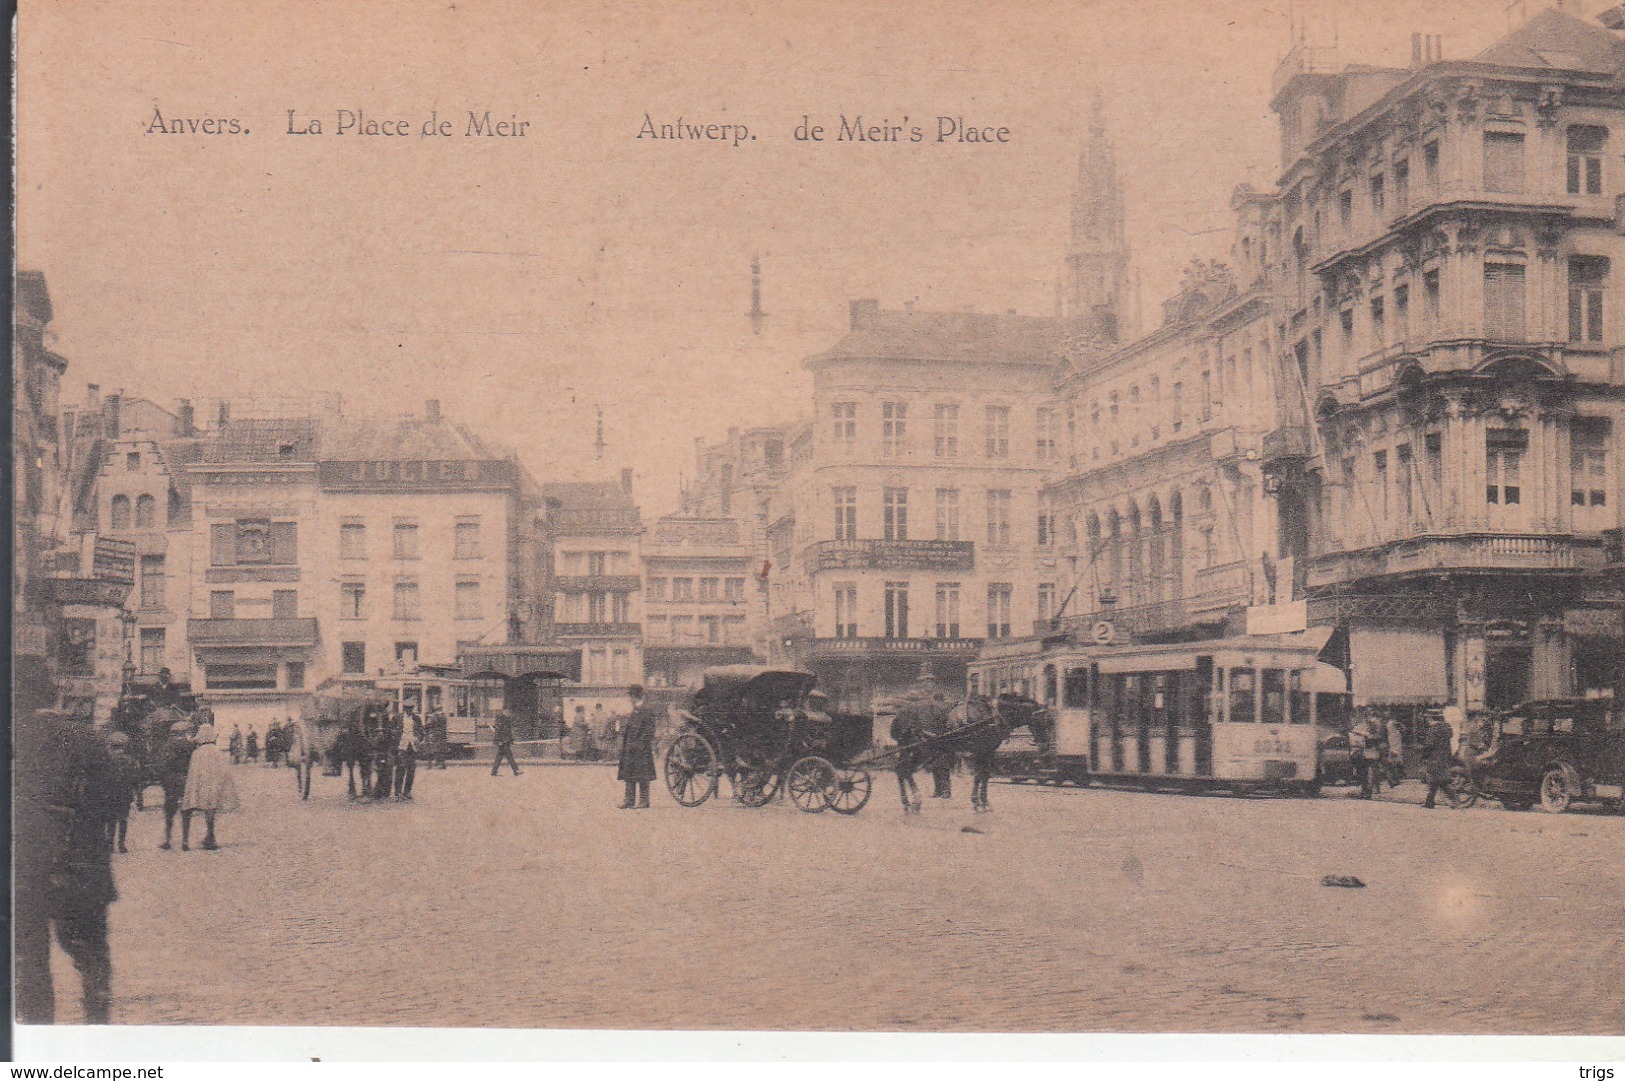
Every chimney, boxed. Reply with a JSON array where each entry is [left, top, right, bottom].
[[620, 467, 634, 495], [86, 384, 100, 407], [849, 298, 879, 329], [103, 392, 121, 439], [1411, 32, 1423, 67], [425, 399, 441, 421], [218, 400, 230, 428], [177, 399, 195, 437]]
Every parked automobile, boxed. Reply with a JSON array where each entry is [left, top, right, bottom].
[[1469, 699, 1625, 814]]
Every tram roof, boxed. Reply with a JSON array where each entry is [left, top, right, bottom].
[[974, 629, 1337, 672]]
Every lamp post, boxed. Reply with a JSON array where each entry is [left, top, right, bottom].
[[119, 608, 137, 694]]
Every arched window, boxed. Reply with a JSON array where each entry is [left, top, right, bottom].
[[109, 494, 131, 531], [135, 494, 156, 528]]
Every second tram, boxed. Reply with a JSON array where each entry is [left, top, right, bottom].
[[970, 634, 1349, 795]]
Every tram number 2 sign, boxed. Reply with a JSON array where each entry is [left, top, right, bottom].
[[1090, 620, 1116, 645]]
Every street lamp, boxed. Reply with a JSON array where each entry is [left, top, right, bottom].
[[119, 608, 137, 693]]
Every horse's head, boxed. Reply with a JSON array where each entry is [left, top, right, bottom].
[[991, 693, 1055, 748]]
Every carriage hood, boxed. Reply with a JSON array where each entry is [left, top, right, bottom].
[[695, 666, 817, 709]]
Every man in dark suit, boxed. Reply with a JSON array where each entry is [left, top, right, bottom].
[[490, 710, 522, 776], [15, 658, 120, 1024], [618, 685, 659, 808]]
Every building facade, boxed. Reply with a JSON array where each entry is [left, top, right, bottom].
[[1266, 7, 1625, 710]]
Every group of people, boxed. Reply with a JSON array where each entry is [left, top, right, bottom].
[[332, 704, 443, 801], [561, 701, 625, 762], [227, 720, 301, 767], [1348, 706, 1463, 809]]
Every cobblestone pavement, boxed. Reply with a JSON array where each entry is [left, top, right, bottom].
[[47, 762, 1625, 1034]]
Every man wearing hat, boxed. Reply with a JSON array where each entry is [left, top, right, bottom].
[[101, 732, 142, 855], [16, 657, 121, 1024], [617, 685, 659, 808], [490, 710, 522, 776]]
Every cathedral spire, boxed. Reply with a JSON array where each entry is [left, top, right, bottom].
[[1066, 89, 1131, 342]]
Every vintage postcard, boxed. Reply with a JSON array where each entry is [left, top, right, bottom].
[[12, 0, 1625, 1060]]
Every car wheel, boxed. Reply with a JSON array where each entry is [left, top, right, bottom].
[[1539, 766, 1574, 815]]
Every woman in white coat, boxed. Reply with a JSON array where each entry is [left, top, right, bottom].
[[181, 725, 241, 850]]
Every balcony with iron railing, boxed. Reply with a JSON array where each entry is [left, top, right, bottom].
[[553, 621, 642, 638], [1308, 533, 1606, 588], [554, 575, 642, 593]]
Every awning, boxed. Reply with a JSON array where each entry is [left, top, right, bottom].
[[1349, 626, 1447, 706], [1301, 662, 1350, 695]]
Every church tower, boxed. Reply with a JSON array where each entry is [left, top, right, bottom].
[[1065, 91, 1131, 342]]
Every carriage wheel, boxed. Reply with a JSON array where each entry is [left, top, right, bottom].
[[829, 767, 872, 816], [664, 732, 720, 807], [735, 767, 781, 808], [786, 756, 835, 814]]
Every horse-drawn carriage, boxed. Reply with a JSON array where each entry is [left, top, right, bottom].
[[301, 679, 394, 800], [662, 666, 876, 814], [110, 676, 202, 807]]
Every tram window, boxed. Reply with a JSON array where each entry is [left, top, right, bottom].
[[403, 684, 424, 713], [1063, 667, 1090, 708], [969, 674, 981, 696], [1261, 670, 1286, 726], [1043, 665, 1058, 706], [1289, 671, 1312, 725], [1228, 668, 1257, 723], [1151, 673, 1169, 712], [455, 687, 471, 715], [426, 685, 443, 712]]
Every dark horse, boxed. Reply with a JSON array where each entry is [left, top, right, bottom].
[[892, 693, 1052, 813]]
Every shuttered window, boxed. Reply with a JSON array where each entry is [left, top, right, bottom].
[[270, 521, 298, 564], [1483, 132, 1525, 193], [1484, 263, 1526, 341], [211, 523, 236, 566]]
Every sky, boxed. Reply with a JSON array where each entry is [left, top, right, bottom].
[[17, 0, 1547, 516]]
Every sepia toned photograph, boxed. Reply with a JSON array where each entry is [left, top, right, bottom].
[[12, 0, 1625, 1055]]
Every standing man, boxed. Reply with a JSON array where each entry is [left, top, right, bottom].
[[15, 660, 120, 1025], [1422, 709, 1459, 810], [228, 724, 243, 765], [617, 685, 658, 809], [373, 709, 399, 801], [1350, 711, 1387, 800], [101, 733, 142, 855], [394, 708, 420, 800], [148, 666, 181, 711], [158, 721, 195, 850], [427, 708, 449, 770], [490, 710, 522, 776]]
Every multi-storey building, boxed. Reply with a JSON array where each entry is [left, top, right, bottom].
[[1265, 7, 1625, 710], [641, 514, 761, 688], [1047, 253, 1288, 647], [761, 299, 1060, 708], [13, 273, 136, 721], [542, 474, 645, 718]]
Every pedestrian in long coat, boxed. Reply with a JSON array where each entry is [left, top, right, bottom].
[[15, 672, 120, 1025], [490, 711, 522, 776], [1421, 713, 1457, 810], [245, 726, 259, 762], [181, 725, 240, 850], [617, 685, 659, 809]]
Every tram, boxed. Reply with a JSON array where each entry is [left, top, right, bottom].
[[315, 666, 506, 757], [969, 634, 1349, 795]]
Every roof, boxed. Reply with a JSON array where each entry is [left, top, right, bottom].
[[1475, 7, 1625, 74], [806, 303, 1060, 370], [200, 418, 322, 463], [320, 414, 500, 461], [542, 481, 637, 509]]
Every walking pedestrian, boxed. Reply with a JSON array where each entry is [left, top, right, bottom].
[[1385, 713, 1407, 789], [228, 724, 243, 765], [181, 725, 241, 850], [245, 726, 259, 763], [568, 706, 594, 761], [490, 710, 522, 776], [101, 732, 141, 855], [15, 667, 120, 1025], [1422, 710, 1458, 810], [158, 721, 194, 850], [617, 685, 658, 809], [1350, 712, 1387, 799], [394, 709, 420, 800]]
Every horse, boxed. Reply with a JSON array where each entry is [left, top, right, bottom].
[[892, 693, 1052, 813]]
